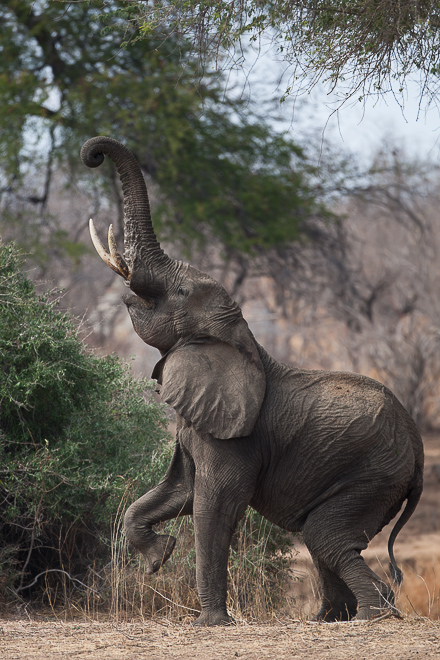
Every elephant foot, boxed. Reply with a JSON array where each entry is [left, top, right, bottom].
[[354, 585, 398, 620], [192, 609, 233, 627], [312, 607, 355, 623], [137, 533, 176, 575], [353, 605, 399, 621], [312, 597, 357, 622]]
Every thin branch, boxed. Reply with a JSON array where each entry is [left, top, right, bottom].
[[15, 569, 100, 595]]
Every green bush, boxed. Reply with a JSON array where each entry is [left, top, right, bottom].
[[0, 241, 294, 619], [0, 241, 171, 606]]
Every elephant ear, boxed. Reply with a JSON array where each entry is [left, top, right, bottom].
[[152, 336, 266, 439]]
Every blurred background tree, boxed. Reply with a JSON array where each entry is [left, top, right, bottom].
[[2, 0, 440, 421], [1, 0, 338, 366], [0, 0, 328, 266]]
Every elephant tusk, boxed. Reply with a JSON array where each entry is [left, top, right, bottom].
[[89, 218, 120, 274], [108, 224, 131, 280], [89, 219, 131, 281]]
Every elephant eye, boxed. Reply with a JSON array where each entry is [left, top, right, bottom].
[[177, 286, 188, 297]]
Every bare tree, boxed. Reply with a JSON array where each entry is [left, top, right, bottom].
[[221, 148, 440, 428], [102, 0, 440, 110]]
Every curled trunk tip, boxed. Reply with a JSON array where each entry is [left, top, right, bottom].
[[81, 136, 174, 291]]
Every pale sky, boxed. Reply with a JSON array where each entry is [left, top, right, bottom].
[[294, 84, 440, 163], [229, 48, 440, 165]]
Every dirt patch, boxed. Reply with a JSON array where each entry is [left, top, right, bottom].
[[0, 617, 439, 660]]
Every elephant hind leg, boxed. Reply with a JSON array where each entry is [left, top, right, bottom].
[[311, 557, 357, 622], [339, 552, 396, 620], [302, 500, 396, 620]]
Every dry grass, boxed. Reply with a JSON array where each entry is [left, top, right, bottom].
[[0, 617, 439, 659], [22, 502, 293, 625], [3, 435, 437, 652], [72, 510, 201, 623]]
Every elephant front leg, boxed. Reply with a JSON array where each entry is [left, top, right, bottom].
[[192, 505, 236, 626], [124, 441, 193, 574], [191, 462, 257, 626]]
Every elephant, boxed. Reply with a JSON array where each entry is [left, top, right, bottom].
[[81, 136, 424, 626]]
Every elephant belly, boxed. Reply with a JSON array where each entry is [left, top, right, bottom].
[[250, 466, 336, 533], [249, 427, 416, 535], [248, 366, 420, 533], [250, 452, 409, 536]]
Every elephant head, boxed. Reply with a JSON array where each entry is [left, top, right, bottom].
[[81, 137, 266, 438]]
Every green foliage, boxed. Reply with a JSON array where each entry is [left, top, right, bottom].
[[0, 241, 171, 602], [0, 0, 329, 261], [0, 241, 294, 616], [98, 0, 440, 107], [152, 104, 326, 254]]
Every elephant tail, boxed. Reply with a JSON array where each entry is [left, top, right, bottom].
[[388, 459, 424, 585]]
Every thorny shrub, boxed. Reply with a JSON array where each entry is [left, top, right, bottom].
[[0, 241, 170, 608], [0, 241, 293, 619]]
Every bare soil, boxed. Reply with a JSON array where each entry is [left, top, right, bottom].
[[1, 435, 439, 658], [1, 617, 440, 659]]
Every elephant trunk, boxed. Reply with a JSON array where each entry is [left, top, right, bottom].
[[81, 136, 174, 293]]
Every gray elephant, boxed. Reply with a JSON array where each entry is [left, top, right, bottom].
[[81, 136, 424, 626]]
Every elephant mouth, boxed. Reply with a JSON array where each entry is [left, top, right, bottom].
[[122, 293, 155, 310]]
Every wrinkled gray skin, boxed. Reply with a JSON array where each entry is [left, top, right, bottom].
[[81, 137, 424, 626]]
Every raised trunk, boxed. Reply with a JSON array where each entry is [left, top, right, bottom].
[[81, 136, 174, 293]]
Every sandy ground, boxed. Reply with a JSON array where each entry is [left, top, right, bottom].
[[1, 617, 440, 660]]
